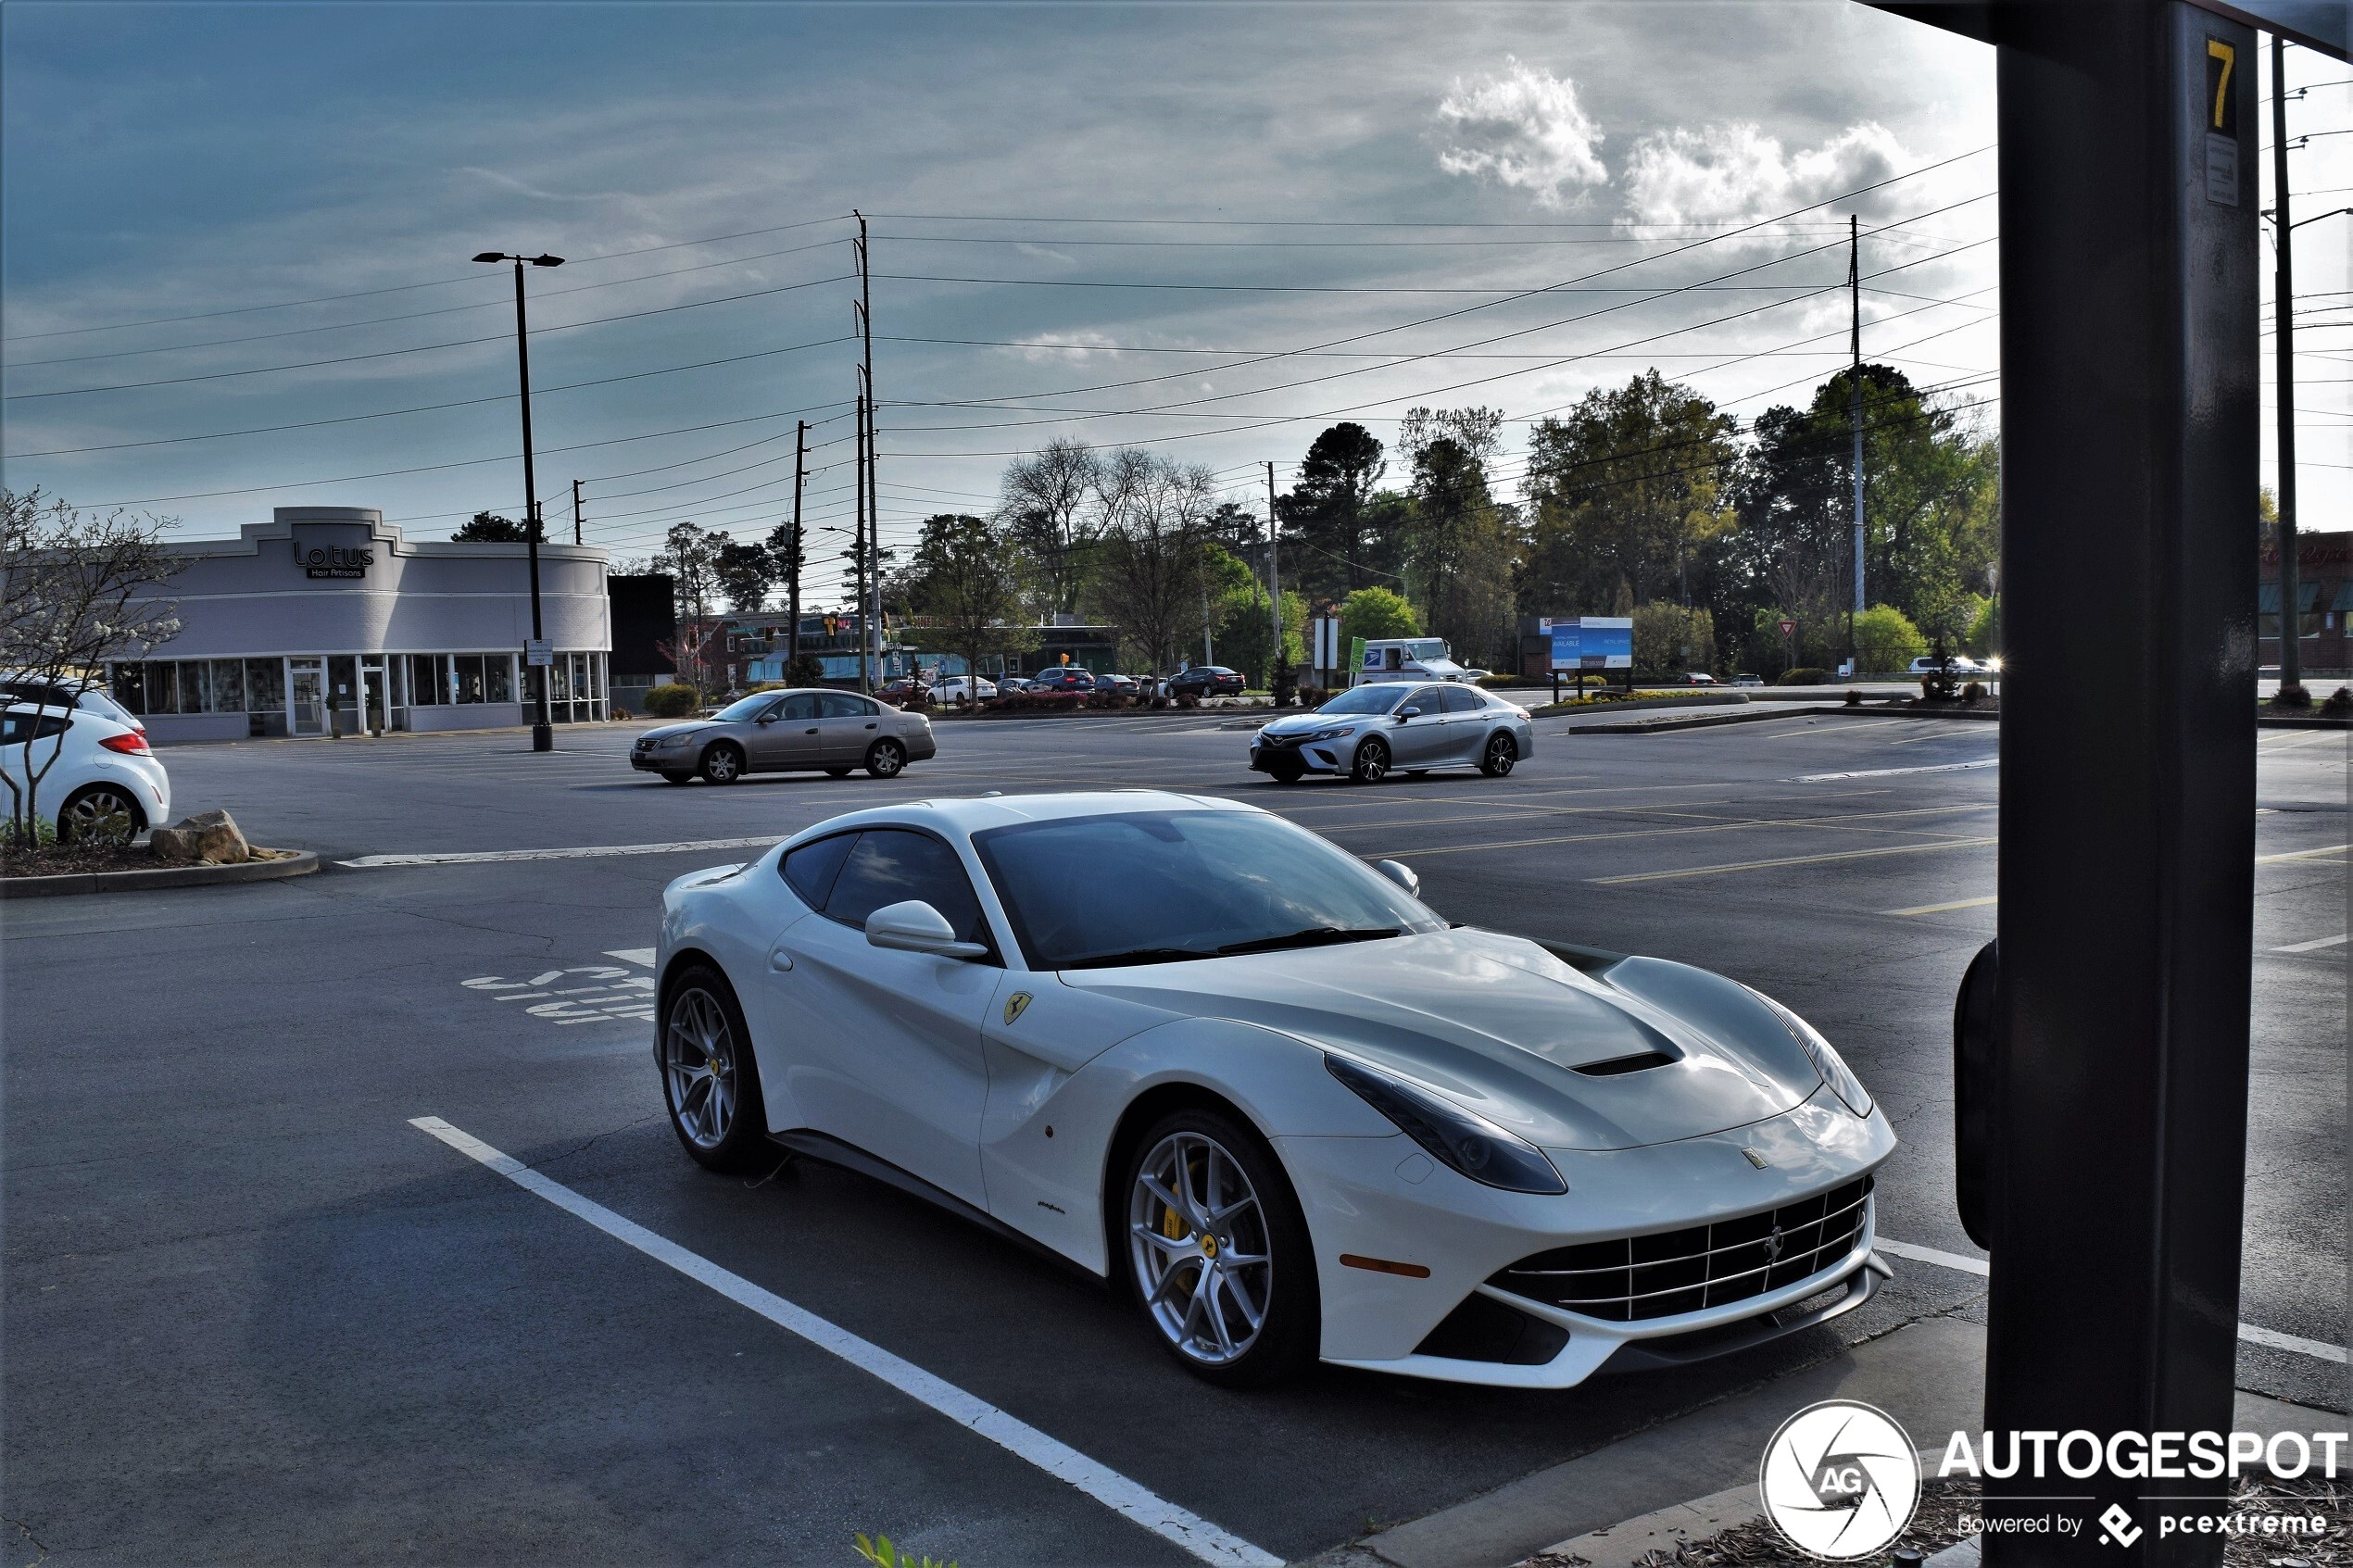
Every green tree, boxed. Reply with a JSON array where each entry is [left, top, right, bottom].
[[905, 514, 1037, 693], [1632, 602, 1718, 676], [452, 510, 532, 543], [1338, 586, 1420, 645], [1403, 433, 1515, 666], [1276, 422, 1387, 600], [713, 540, 775, 613], [1853, 604, 1928, 672]]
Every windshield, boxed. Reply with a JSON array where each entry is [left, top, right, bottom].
[[1316, 685, 1408, 716], [973, 809, 1442, 970], [711, 693, 780, 721]]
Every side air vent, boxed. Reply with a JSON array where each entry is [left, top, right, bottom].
[[1572, 1050, 1680, 1077]]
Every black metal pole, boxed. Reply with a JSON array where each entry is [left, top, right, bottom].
[[2271, 32, 2305, 703], [513, 257, 552, 753], [572, 478, 583, 547], [1848, 212, 1863, 670], [1980, 4, 2257, 1560]]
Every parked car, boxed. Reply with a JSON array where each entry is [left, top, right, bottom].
[[878, 677, 932, 707], [1166, 665, 1244, 698], [1908, 655, 1982, 676], [0, 701, 171, 841], [1251, 681, 1533, 784], [652, 789, 1891, 1387], [936, 677, 998, 705], [1731, 673, 1765, 687], [1687, 672, 1718, 686], [996, 676, 1034, 694], [1095, 672, 1139, 696], [1029, 668, 1098, 695], [0, 675, 146, 734], [1460, 668, 1493, 682], [630, 687, 937, 784]]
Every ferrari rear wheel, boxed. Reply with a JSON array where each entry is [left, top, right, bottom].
[[661, 964, 768, 1173], [1123, 1109, 1317, 1386]]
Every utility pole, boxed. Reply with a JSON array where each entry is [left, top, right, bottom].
[[1265, 462, 1283, 674], [472, 250, 564, 754], [1848, 212, 1865, 669], [2271, 32, 2306, 703], [786, 420, 807, 669], [854, 209, 881, 696], [571, 478, 583, 546], [855, 388, 872, 693]]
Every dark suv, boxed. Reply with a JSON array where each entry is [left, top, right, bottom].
[[1166, 665, 1244, 697], [1029, 668, 1098, 694]]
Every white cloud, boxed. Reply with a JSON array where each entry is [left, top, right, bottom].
[[1432, 56, 1607, 208], [1621, 121, 1907, 228]]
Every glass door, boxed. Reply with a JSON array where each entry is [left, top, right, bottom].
[[359, 660, 389, 735], [289, 659, 327, 736]]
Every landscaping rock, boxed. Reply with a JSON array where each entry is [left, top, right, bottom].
[[150, 809, 250, 865]]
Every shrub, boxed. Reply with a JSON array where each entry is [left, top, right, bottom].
[[1270, 659, 1299, 708], [2322, 686, 2353, 717], [855, 1535, 955, 1568], [1778, 668, 1831, 686], [783, 654, 826, 686], [641, 684, 700, 718], [1843, 688, 1863, 706], [1854, 604, 1929, 673], [1338, 585, 1420, 645], [1962, 680, 1986, 701]]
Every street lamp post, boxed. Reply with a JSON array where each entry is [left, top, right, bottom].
[[473, 250, 564, 752]]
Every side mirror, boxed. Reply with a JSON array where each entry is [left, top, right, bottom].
[[866, 899, 988, 960], [1375, 859, 1420, 897], [1397, 706, 1422, 721], [754, 712, 776, 724]]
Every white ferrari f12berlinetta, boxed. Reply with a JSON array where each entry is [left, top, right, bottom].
[[654, 790, 1894, 1387]]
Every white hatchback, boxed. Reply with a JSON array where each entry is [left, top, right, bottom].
[[1, 702, 172, 842], [936, 677, 998, 705]]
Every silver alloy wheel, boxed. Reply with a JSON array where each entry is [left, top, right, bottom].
[[703, 746, 741, 783], [1127, 1130, 1274, 1367], [1352, 738, 1390, 784], [663, 986, 738, 1149], [868, 738, 904, 777], [1485, 733, 1516, 775], [60, 786, 138, 845]]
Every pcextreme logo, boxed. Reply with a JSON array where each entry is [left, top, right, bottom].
[[1759, 1399, 1922, 1561]]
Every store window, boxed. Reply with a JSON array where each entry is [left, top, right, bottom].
[[211, 659, 245, 712], [110, 665, 148, 716], [456, 655, 485, 703], [178, 661, 211, 713], [329, 657, 357, 709], [485, 656, 513, 704], [246, 660, 285, 710]]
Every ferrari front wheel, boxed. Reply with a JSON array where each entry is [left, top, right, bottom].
[[1123, 1108, 1317, 1386]]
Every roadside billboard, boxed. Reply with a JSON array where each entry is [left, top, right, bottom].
[[1544, 616, 1633, 671]]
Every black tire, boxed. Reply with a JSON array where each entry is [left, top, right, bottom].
[[659, 771, 694, 785], [659, 963, 769, 1173], [865, 736, 907, 778], [1120, 1105, 1318, 1388], [700, 744, 746, 785], [1350, 735, 1390, 784], [1479, 731, 1518, 777], [824, 766, 853, 778], [1265, 757, 1305, 784], [57, 784, 144, 845]]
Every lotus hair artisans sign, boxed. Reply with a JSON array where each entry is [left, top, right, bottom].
[[289, 525, 377, 581]]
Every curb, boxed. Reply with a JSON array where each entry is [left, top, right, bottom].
[[1557, 707, 1838, 736], [0, 849, 320, 899]]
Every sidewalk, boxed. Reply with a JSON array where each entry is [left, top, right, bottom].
[[1310, 1316, 2336, 1568]]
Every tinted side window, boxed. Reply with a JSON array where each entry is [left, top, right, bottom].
[[1403, 686, 1443, 715], [824, 829, 988, 945], [0, 712, 72, 744], [781, 833, 855, 908], [819, 692, 875, 719], [778, 693, 820, 721], [1441, 684, 1482, 714]]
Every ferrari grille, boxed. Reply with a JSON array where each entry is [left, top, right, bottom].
[[1490, 1176, 1871, 1323]]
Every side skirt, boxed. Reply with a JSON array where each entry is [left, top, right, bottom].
[[768, 1128, 1111, 1288]]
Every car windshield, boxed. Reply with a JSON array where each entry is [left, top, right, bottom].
[[973, 809, 1442, 970], [711, 693, 780, 721], [1315, 685, 1408, 716]]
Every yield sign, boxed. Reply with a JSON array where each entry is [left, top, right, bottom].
[[1778, 618, 1797, 637]]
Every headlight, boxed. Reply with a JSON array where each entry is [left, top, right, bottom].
[[1304, 725, 1357, 742], [656, 734, 693, 748], [1325, 1055, 1567, 1194], [1751, 990, 1872, 1117]]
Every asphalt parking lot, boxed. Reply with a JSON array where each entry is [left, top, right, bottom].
[[5, 708, 2344, 1567]]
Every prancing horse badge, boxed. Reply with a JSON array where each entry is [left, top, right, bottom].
[[1003, 992, 1033, 1025]]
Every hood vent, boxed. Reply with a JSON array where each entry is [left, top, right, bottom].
[[1571, 1049, 1680, 1077]]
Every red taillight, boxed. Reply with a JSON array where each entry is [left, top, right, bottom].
[[99, 732, 152, 756]]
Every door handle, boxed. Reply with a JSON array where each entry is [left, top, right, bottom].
[[865, 722, 877, 730], [805, 727, 819, 734]]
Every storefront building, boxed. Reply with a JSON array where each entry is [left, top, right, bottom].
[[107, 507, 612, 743], [2259, 529, 2353, 680]]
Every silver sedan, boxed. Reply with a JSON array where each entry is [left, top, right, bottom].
[[1250, 681, 1533, 784], [631, 688, 937, 784]]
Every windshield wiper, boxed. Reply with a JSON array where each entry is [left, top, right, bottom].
[[1216, 926, 1403, 957], [1060, 946, 1220, 971]]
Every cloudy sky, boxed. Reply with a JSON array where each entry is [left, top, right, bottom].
[[3, 3, 2345, 604]]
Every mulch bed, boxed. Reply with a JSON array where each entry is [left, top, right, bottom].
[[1532, 1476, 2348, 1567], [0, 842, 158, 878]]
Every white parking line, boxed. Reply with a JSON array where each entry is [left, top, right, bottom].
[[1796, 759, 1998, 783], [342, 837, 780, 868], [2273, 933, 2349, 953], [606, 948, 656, 966], [1883, 896, 1999, 917], [409, 1117, 1282, 1568], [1590, 836, 1999, 885], [1875, 1238, 2347, 1366]]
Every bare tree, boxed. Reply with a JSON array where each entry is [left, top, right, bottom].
[[905, 514, 1038, 698], [999, 438, 1101, 616], [1084, 453, 1220, 673], [0, 490, 183, 844]]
